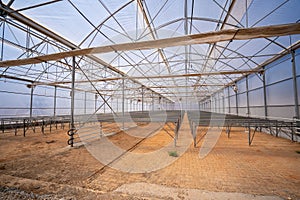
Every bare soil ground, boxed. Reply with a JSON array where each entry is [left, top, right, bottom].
[[0, 121, 299, 199]]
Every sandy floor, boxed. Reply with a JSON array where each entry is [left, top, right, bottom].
[[0, 118, 299, 199]]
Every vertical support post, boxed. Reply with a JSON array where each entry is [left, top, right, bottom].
[[26, 26, 30, 57], [218, 93, 221, 113], [214, 97, 217, 112], [33, 119, 36, 133], [53, 86, 57, 117], [29, 86, 34, 118], [122, 76, 125, 130], [69, 56, 76, 147], [248, 125, 251, 146], [227, 87, 231, 114], [159, 96, 161, 110], [42, 120, 44, 134], [246, 76, 250, 117], [262, 68, 268, 119], [142, 86, 144, 112], [222, 91, 225, 113], [152, 92, 154, 111], [1, 20, 5, 61], [275, 122, 279, 137], [291, 50, 299, 120], [235, 88, 238, 115], [23, 119, 26, 137], [84, 91, 87, 115], [291, 123, 294, 142]]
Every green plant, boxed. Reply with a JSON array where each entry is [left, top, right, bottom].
[[168, 151, 178, 157]]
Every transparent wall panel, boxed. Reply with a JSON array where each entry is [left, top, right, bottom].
[[224, 97, 229, 113], [266, 80, 294, 105], [249, 107, 265, 117], [33, 95, 54, 116], [248, 74, 263, 90], [0, 93, 31, 117], [56, 89, 71, 115], [267, 106, 295, 119], [248, 88, 264, 106], [266, 56, 292, 85], [231, 107, 237, 114], [238, 93, 247, 107], [237, 79, 247, 93], [85, 93, 96, 114], [0, 80, 31, 117], [229, 96, 236, 114], [239, 107, 247, 115], [74, 92, 84, 115]]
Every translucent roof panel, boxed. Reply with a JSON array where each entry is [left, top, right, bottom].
[[0, 0, 298, 102]]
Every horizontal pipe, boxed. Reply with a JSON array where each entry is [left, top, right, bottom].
[[29, 70, 262, 86]]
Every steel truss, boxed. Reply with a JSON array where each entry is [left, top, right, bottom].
[[0, 1, 299, 146]]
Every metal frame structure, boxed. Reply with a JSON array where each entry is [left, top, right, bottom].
[[188, 111, 299, 146], [0, 1, 299, 145]]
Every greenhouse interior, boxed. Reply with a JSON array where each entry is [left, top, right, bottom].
[[0, 0, 299, 199]]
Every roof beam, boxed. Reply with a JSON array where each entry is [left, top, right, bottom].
[[148, 84, 226, 89], [82, 84, 225, 92], [0, 23, 299, 67], [29, 70, 262, 86]]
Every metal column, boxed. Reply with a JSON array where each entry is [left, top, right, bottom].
[[246, 76, 250, 117], [222, 92, 225, 113], [1, 20, 5, 61], [141, 86, 144, 112], [53, 86, 57, 117], [227, 87, 231, 114], [235, 89, 238, 115], [291, 50, 299, 119], [152, 92, 154, 111], [29, 86, 34, 118], [262, 69, 268, 118], [69, 56, 76, 147], [218, 93, 221, 113], [84, 91, 87, 114], [122, 76, 125, 129], [214, 97, 217, 112]]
